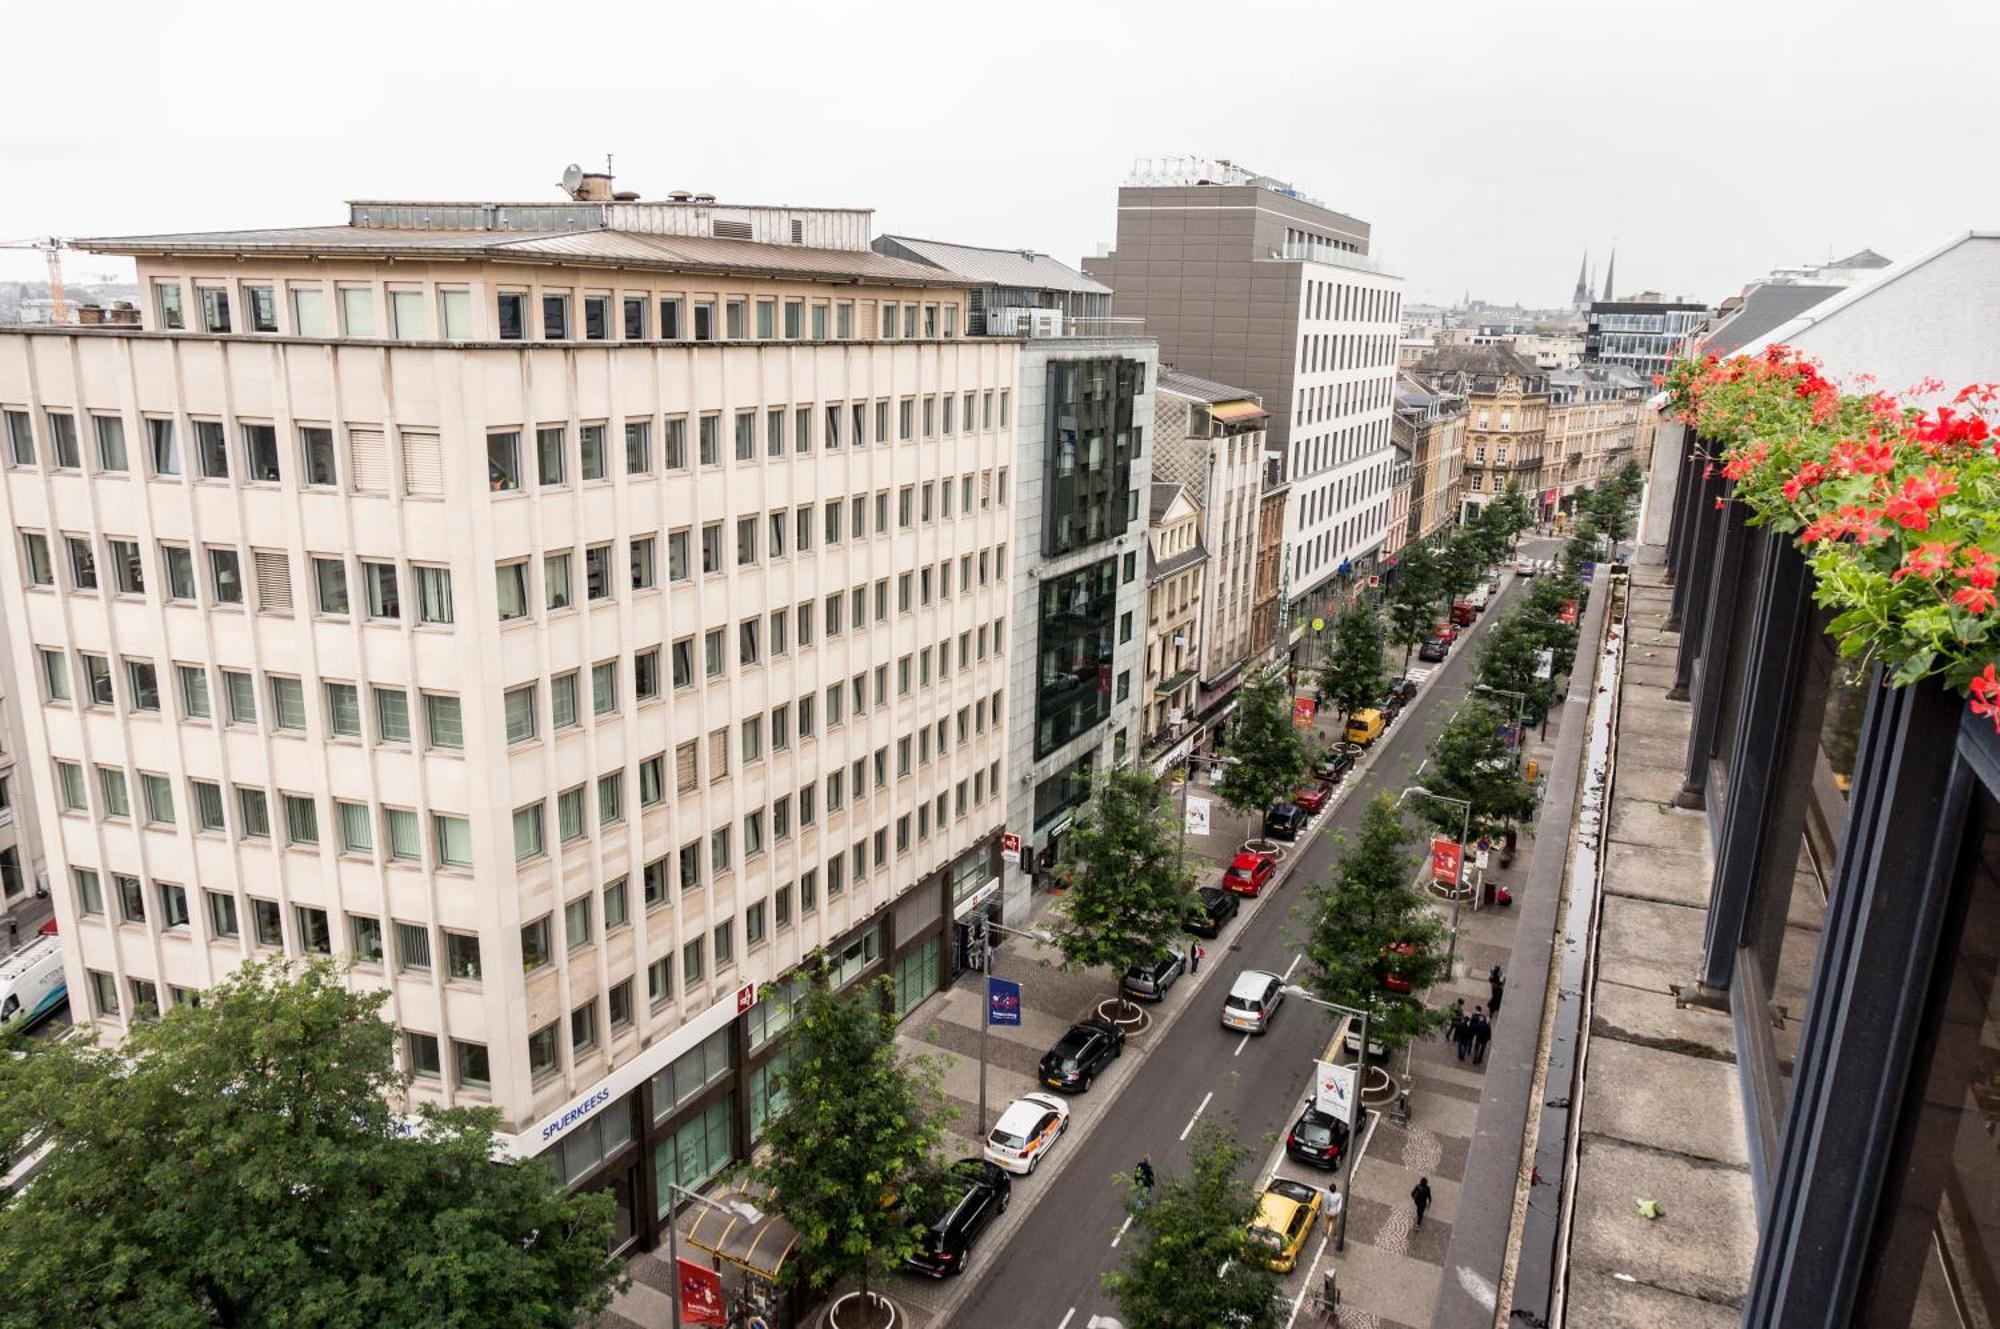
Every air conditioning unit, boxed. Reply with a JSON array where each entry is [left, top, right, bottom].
[[991, 306, 1064, 338]]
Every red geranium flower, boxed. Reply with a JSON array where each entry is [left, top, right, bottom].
[[1971, 664, 2000, 728]]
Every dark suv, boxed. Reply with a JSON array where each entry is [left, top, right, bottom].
[[1284, 1104, 1352, 1170], [906, 1157, 1012, 1277], [1186, 885, 1241, 937], [1263, 802, 1304, 840], [1037, 1020, 1125, 1092]]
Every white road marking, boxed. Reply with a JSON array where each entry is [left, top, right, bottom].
[[1179, 1090, 1213, 1141], [1234, 1032, 1251, 1057], [1281, 952, 1302, 981], [1057, 1308, 1076, 1329], [1284, 1228, 1336, 1329], [1110, 1213, 1133, 1248]]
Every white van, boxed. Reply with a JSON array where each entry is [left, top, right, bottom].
[[1465, 584, 1492, 612], [0, 936, 66, 1028]]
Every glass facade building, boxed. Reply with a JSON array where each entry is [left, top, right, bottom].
[[1042, 358, 1144, 558], [1034, 559, 1119, 758]]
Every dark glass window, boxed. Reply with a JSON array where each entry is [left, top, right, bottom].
[[1034, 557, 1118, 758], [1042, 357, 1142, 558], [1034, 750, 1095, 834], [497, 293, 525, 341]]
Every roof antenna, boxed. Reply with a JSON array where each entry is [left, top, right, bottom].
[[606, 152, 614, 176]]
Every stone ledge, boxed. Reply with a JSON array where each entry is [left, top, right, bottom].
[[1564, 1268, 1744, 1329], [1578, 1038, 1750, 1169], [1568, 1135, 1755, 1307], [1589, 980, 1737, 1063]]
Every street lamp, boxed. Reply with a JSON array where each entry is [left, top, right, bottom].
[[666, 1185, 765, 1328], [1471, 684, 1529, 767], [1398, 785, 1470, 976], [970, 917, 1056, 1140], [1278, 985, 1370, 1253]]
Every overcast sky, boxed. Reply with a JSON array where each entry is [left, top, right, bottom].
[[5, 0, 1995, 308]]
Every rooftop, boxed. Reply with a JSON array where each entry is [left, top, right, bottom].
[[871, 235, 1109, 296], [1157, 367, 1261, 405], [1700, 283, 1842, 357]]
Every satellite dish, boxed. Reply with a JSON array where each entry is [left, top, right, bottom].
[[560, 163, 584, 198]]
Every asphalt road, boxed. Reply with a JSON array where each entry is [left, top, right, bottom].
[[951, 566, 1537, 1329]]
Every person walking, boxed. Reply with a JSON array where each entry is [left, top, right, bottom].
[[1325, 1181, 1344, 1229], [1454, 1008, 1475, 1062], [1444, 997, 1465, 1046], [1470, 1009, 1492, 1066], [1190, 943, 1205, 975], [1411, 1177, 1432, 1230], [1135, 1156, 1155, 1192], [1488, 964, 1506, 1018]]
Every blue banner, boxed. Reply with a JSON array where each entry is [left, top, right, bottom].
[[987, 976, 1022, 1027]]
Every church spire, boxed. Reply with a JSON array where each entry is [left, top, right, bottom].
[[1572, 249, 1592, 308], [1602, 247, 1617, 302]]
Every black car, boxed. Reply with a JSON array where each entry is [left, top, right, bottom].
[[1386, 676, 1419, 707], [1186, 885, 1241, 938], [1284, 1105, 1352, 1170], [1121, 950, 1188, 1001], [1314, 743, 1362, 784], [1264, 802, 1304, 840], [1418, 634, 1451, 662], [906, 1157, 1012, 1277], [1038, 1020, 1125, 1092]]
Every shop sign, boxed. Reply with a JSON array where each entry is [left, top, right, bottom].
[[1315, 1060, 1355, 1118], [1293, 696, 1317, 728], [1001, 832, 1021, 865]]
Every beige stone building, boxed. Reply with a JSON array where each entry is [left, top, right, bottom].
[[1546, 363, 1651, 509], [0, 175, 1018, 1253], [1141, 483, 1206, 752], [1392, 373, 1467, 549], [1410, 345, 1550, 521]]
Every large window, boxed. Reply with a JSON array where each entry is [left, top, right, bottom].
[[650, 1028, 731, 1119], [1042, 357, 1143, 558], [1034, 557, 1118, 757], [653, 1094, 735, 1216], [1034, 750, 1096, 833]]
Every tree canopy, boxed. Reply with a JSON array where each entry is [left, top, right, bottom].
[[754, 973, 951, 1304], [1316, 604, 1388, 721], [1051, 765, 1198, 1000], [0, 959, 620, 1329], [1102, 1118, 1284, 1329], [1213, 674, 1309, 833], [1385, 541, 1444, 666], [1416, 697, 1538, 841], [1298, 795, 1452, 1050]]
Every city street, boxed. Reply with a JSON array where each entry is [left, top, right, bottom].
[[941, 557, 1549, 1329]]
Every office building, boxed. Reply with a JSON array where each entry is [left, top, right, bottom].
[[0, 173, 1018, 1254], [1083, 158, 1403, 645], [1584, 297, 1709, 383], [875, 235, 1154, 922]]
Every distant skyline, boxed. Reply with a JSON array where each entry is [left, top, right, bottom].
[[4, 0, 1995, 311]]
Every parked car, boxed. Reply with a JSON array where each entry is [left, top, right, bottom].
[[1186, 885, 1241, 937], [1285, 1104, 1352, 1170], [905, 1158, 1012, 1277], [1466, 584, 1493, 611], [1449, 601, 1479, 627], [1037, 1020, 1124, 1092], [982, 1092, 1071, 1175], [1314, 743, 1362, 783], [1386, 677, 1420, 707], [1344, 708, 1385, 746], [1246, 1177, 1324, 1272], [1292, 782, 1332, 814], [1263, 802, 1304, 840], [1434, 622, 1461, 644], [1222, 852, 1277, 897], [1120, 950, 1188, 1002], [1220, 969, 1286, 1034], [1418, 634, 1451, 663]]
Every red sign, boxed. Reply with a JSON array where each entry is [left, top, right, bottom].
[[1430, 838, 1464, 885], [734, 982, 757, 1015], [1292, 696, 1317, 728], [677, 1259, 727, 1326], [1559, 599, 1578, 625], [1002, 832, 1021, 856]]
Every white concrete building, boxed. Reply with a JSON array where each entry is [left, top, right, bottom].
[[0, 176, 1018, 1253]]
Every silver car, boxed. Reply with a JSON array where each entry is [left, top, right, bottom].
[[1221, 969, 1284, 1033]]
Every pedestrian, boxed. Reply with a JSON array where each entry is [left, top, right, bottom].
[[1325, 1181, 1344, 1228], [1412, 1177, 1432, 1229], [1470, 1009, 1492, 1066], [1190, 943, 1205, 974], [1488, 964, 1506, 1018], [1454, 1009, 1475, 1062], [1444, 997, 1466, 1046], [1135, 1156, 1155, 1192]]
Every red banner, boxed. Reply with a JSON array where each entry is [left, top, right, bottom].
[[1430, 838, 1464, 885], [1292, 696, 1317, 728], [677, 1259, 727, 1326], [1559, 599, 1578, 625]]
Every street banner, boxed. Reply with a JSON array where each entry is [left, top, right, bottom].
[[1001, 832, 1021, 865], [1184, 796, 1212, 837], [1315, 1060, 1355, 1119], [1559, 599, 1579, 625], [677, 1259, 727, 1327], [1293, 696, 1317, 728], [987, 976, 1022, 1027], [1581, 562, 1596, 582], [1430, 838, 1463, 885]]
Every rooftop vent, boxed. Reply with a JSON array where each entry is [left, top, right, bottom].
[[712, 219, 753, 240], [668, 190, 694, 202], [693, 193, 717, 204]]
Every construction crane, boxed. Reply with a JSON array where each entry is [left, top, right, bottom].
[[0, 237, 69, 324]]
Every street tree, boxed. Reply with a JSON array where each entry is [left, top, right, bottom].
[[1102, 1118, 1284, 1329], [1298, 795, 1452, 1051], [1385, 541, 1444, 666], [1486, 484, 1536, 547], [1213, 673, 1310, 839], [1475, 614, 1559, 725], [1416, 697, 1538, 841], [755, 973, 952, 1319], [0, 959, 621, 1329], [1316, 603, 1388, 723], [1587, 480, 1635, 552], [1050, 765, 1198, 1013], [1436, 532, 1486, 618]]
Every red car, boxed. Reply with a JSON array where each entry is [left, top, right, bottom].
[[1449, 601, 1479, 627], [1222, 852, 1277, 897], [1433, 622, 1461, 644], [1293, 783, 1332, 814]]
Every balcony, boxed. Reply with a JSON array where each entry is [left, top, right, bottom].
[[1277, 241, 1386, 276]]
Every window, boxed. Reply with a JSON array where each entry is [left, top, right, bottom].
[[705, 628, 725, 679], [585, 544, 613, 600], [544, 551, 573, 611], [541, 294, 570, 341], [659, 297, 683, 340], [79, 653, 113, 707], [154, 281, 185, 329], [55, 760, 85, 812], [625, 419, 651, 475], [571, 1002, 598, 1055], [698, 414, 720, 467], [145, 417, 181, 477], [598, 771, 624, 827], [66, 536, 97, 590], [504, 685, 537, 743], [562, 895, 592, 950], [593, 660, 617, 714], [375, 688, 411, 743], [238, 786, 270, 838], [640, 753, 666, 807], [360, 561, 398, 619], [693, 300, 715, 341], [206, 890, 237, 937], [487, 431, 522, 491], [335, 800, 373, 855], [414, 565, 452, 624], [536, 426, 566, 486], [141, 772, 175, 825], [520, 917, 551, 971], [513, 803, 545, 860], [445, 931, 481, 981], [582, 296, 608, 342], [405, 1032, 441, 1079], [124, 658, 159, 712], [434, 815, 472, 868], [268, 676, 305, 731], [291, 286, 327, 336], [603, 877, 629, 932], [283, 794, 319, 846], [425, 693, 463, 750], [496, 561, 529, 621], [200, 286, 232, 333], [528, 1022, 561, 1081], [350, 914, 384, 964], [439, 288, 472, 338], [192, 779, 226, 832], [454, 1041, 491, 1089], [39, 649, 69, 703], [623, 297, 649, 340], [239, 423, 281, 483], [631, 536, 657, 590]]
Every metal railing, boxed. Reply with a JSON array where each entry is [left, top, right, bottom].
[[1278, 241, 1387, 275]]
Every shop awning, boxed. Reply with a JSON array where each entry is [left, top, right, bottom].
[[684, 1189, 800, 1283], [1210, 399, 1269, 425]]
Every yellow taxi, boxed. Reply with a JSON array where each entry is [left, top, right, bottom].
[[1245, 1176, 1323, 1272]]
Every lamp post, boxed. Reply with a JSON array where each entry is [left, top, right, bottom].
[[970, 917, 1055, 1140], [1398, 785, 1471, 976], [1278, 985, 1369, 1253], [665, 1184, 765, 1327]]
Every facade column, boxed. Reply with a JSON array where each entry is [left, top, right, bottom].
[[1675, 504, 1751, 809], [1667, 464, 1723, 702]]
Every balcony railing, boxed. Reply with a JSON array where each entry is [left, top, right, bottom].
[[1277, 241, 1385, 275]]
